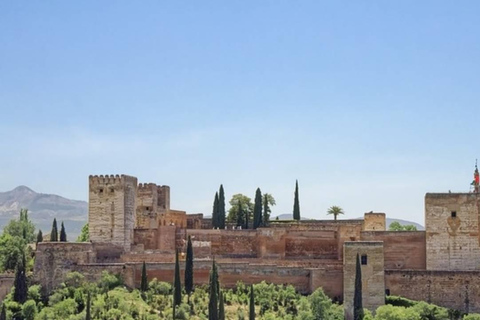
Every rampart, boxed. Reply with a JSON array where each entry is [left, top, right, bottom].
[[385, 270, 480, 313], [0, 274, 14, 303]]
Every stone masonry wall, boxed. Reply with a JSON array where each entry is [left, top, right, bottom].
[[89, 175, 137, 252], [426, 193, 480, 270], [363, 213, 386, 231], [343, 242, 385, 320], [361, 231, 426, 269], [385, 270, 480, 313], [0, 274, 14, 303]]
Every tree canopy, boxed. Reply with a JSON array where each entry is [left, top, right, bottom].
[[389, 221, 417, 231], [327, 206, 344, 221], [227, 194, 253, 228]]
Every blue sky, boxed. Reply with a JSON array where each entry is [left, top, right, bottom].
[[1, 1, 479, 225]]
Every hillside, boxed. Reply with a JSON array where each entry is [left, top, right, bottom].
[[0, 186, 87, 238]]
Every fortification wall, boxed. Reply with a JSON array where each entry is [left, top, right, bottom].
[[285, 230, 337, 259], [0, 274, 14, 303], [344, 242, 385, 320], [385, 270, 480, 313], [34, 243, 96, 294], [361, 231, 426, 269], [136, 183, 159, 229], [426, 193, 480, 270], [363, 213, 386, 231], [309, 265, 344, 301], [134, 229, 158, 250]]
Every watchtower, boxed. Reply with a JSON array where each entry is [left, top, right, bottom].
[[88, 175, 137, 252]]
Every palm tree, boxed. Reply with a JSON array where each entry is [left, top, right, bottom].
[[327, 206, 344, 221]]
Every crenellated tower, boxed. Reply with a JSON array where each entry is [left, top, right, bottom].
[[88, 174, 137, 252]]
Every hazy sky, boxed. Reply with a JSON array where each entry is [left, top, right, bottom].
[[1, 1, 479, 225]]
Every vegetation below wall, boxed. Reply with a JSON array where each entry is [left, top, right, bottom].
[[2, 270, 480, 320]]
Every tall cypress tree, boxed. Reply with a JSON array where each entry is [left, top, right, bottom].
[[13, 253, 27, 304], [50, 218, 58, 242], [212, 192, 219, 228], [60, 222, 67, 242], [185, 236, 194, 298], [249, 284, 255, 320], [85, 291, 91, 320], [36, 230, 43, 244], [173, 249, 182, 307], [141, 261, 148, 292], [208, 259, 219, 320], [253, 188, 262, 229], [218, 290, 225, 320], [0, 303, 6, 320], [218, 185, 226, 229], [293, 180, 300, 221], [354, 253, 364, 320]]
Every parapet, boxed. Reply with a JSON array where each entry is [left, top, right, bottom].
[[89, 174, 137, 186], [363, 212, 386, 231]]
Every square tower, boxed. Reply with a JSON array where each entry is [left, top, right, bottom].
[[88, 175, 137, 252], [425, 193, 480, 270], [343, 241, 385, 320]]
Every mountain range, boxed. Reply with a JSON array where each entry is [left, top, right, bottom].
[[0, 186, 87, 239]]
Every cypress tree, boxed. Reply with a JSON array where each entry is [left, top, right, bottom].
[[185, 236, 194, 298], [86, 291, 91, 320], [208, 259, 218, 320], [212, 192, 219, 228], [218, 185, 226, 229], [13, 253, 27, 304], [60, 222, 67, 242], [293, 180, 300, 221], [50, 218, 58, 242], [253, 188, 262, 229], [218, 290, 225, 320], [249, 284, 255, 320], [0, 304, 6, 320], [173, 249, 182, 307], [141, 261, 148, 292], [354, 253, 364, 320], [36, 230, 43, 244]]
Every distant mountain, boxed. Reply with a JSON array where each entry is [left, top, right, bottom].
[[0, 186, 87, 239], [273, 213, 424, 230]]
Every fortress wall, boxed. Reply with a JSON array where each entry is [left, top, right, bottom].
[[337, 224, 363, 260], [285, 230, 337, 259], [385, 270, 480, 313], [186, 229, 257, 257], [426, 193, 480, 270], [257, 228, 287, 259], [34, 243, 96, 294], [133, 229, 158, 250], [361, 231, 426, 269], [363, 213, 386, 231], [0, 274, 14, 303], [136, 183, 158, 229], [309, 265, 344, 301]]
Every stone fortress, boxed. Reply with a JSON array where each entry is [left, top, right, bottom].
[[34, 164, 480, 318]]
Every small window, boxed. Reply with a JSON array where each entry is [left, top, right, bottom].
[[99, 188, 104, 193], [110, 188, 114, 193], [451, 211, 457, 218], [146, 207, 149, 211], [385, 289, 391, 296], [361, 254, 368, 265]]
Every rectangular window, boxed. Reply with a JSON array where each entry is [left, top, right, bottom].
[[451, 211, 457, 218], [361, 254, 368, 265]]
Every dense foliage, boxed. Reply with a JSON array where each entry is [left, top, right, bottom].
[[77, 224, 89, 242], [388, 222, 418, 231]]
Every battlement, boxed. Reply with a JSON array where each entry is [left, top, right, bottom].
[[138, 183, 158, 190], [89, 174, 137, 186]]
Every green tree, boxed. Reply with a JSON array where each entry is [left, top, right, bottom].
[[85, 291, 91, 320], [228, 194, 253, 228], [218, 185, 226, 229], [13, 253, 27, 304], [77, 223, 89, 242], [389, 222, 417, 231], [185, 235, 194, 299], [173, 250, 182, 307], [309, 287, 332, 319], [354, 253, 364, 320], [249, 284, 255, 320], [36, 230, 43, 244], [262, 193, 276, 227], [327, 206, 344, 221], [0, 233, 26, 271], [218, 290, 225, 320], [293, 180, 300, 221], [50, 218, 58, 242], [253, 188, 262, 229], [140, 261, 148, 292], [22, 299, 37, 320], [208, 259, 219, 320], [212, 192, 219, 228], [0, 304, 6, 320], [60, 222, 67, 242], [4, 209, 36, 243]]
